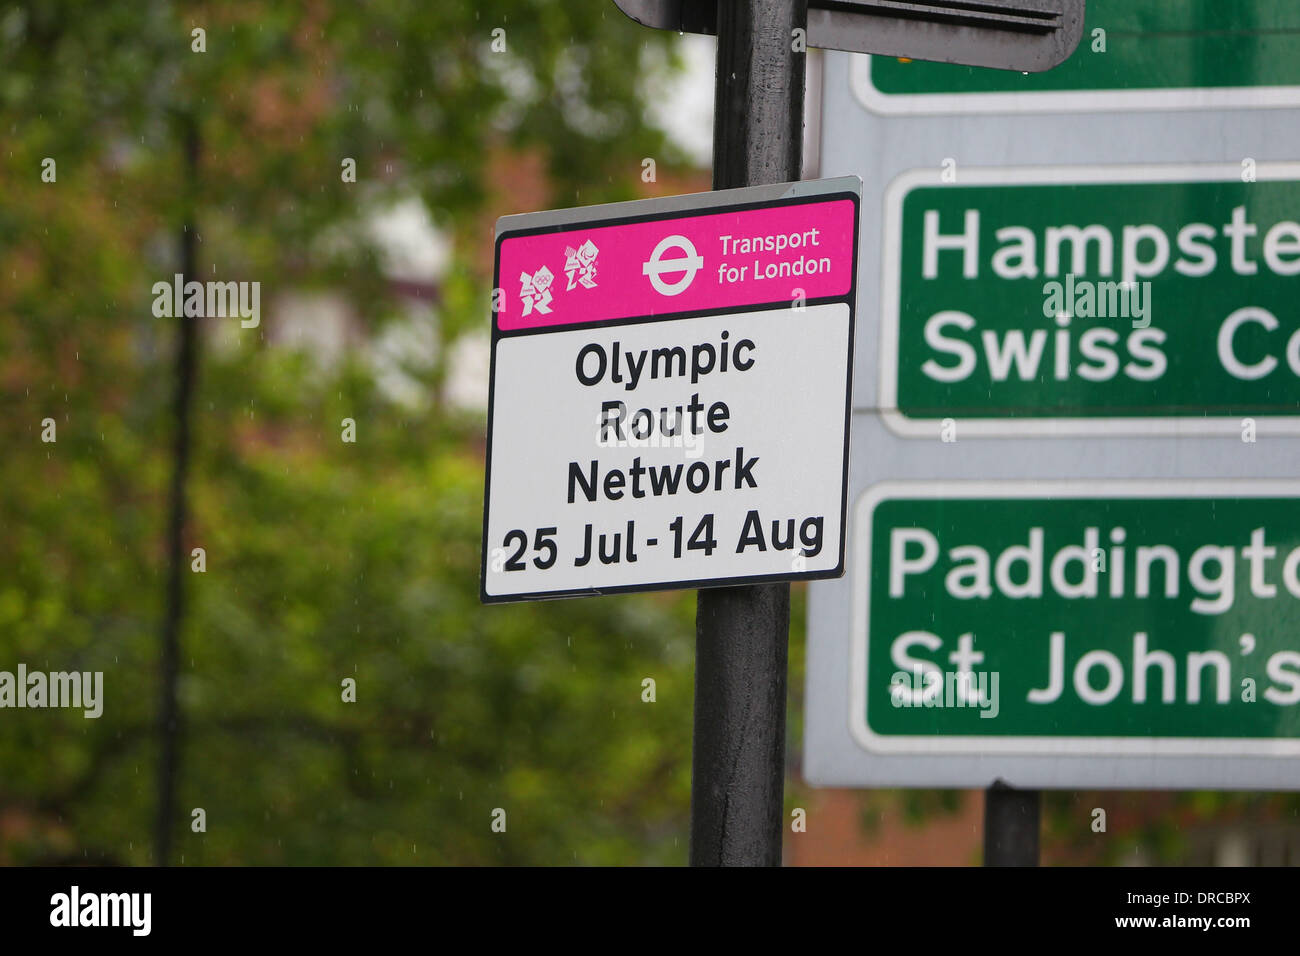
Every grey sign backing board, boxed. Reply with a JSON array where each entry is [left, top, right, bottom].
[[807, 416, 1300, 790], [481, 178, 860, 603], [805, 46, 1300, 789], [612, 0, 1086, 73]]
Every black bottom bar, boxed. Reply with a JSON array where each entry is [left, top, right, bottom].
[[0, 865, 1275, 941]]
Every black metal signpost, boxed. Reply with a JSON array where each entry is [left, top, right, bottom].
[[985, 781, 1041, 867], [614, 0, 1085, 867], [690, 0, 809, 868]]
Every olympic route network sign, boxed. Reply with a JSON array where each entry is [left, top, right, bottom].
[[481, 178, 861, 603]]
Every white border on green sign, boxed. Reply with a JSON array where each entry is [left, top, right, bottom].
[[879, 161, 1300, 438], [851, 55, 1300, 116], [851, 478, 1300, 757]]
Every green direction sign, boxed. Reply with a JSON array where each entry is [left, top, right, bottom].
[[857, 0, 1300, 113], [881, 163, 1300, 437], [854, 481, 1300, 756]]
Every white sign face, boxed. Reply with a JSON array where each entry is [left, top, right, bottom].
[[481, 179, 861, 603]]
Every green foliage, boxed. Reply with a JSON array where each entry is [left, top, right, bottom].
[[0, 0, 699, 865], [173, 356, 697, 865]]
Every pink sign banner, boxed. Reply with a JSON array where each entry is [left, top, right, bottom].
[[497, 196, 856, 332]]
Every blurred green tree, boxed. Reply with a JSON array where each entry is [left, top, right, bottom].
[[0, 0, 698, 864]]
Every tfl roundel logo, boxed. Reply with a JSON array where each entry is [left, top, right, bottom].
[[642, 235, 704, 297]]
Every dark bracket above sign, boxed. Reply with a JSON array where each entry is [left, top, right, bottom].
[[612, 0, 1086, 72]]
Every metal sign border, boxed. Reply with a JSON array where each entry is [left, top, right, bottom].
[[852, 53, 1300, 116], [878, 161, 1300, 438], [851, 478, 1300, 761]]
